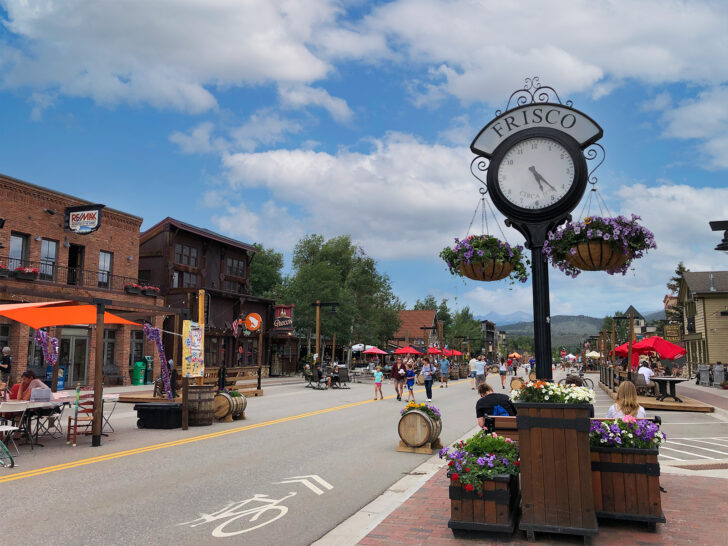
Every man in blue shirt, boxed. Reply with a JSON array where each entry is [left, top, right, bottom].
[[439, 356, 450, 388], [475, 355, 486, 388]]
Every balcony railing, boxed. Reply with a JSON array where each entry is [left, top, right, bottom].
[[0, 255, 157, 292]]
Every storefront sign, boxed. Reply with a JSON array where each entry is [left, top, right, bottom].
[[182, 320, 204, 377], [245, 313, 262, 331], [273, 305, 294, 330], [663, 324, 681, 343], [64, 204, 105, 234]]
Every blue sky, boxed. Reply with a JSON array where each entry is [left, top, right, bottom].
[[2, 0, 728, 320]]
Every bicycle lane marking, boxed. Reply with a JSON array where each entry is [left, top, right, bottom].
[[0, 380, 469, 485]]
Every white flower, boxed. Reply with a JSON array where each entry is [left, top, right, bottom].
[[544, 395, 550, 400]]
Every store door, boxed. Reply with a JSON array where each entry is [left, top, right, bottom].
[[67, 244, 85, 286], [60, 330, 89, 386]]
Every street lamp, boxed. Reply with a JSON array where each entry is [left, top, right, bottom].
[[710, 221, 728, 253], [311, 301, 338, 368]]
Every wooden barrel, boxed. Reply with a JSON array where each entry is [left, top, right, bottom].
[[510, 377, 524, 390], [230, 394, 247, 416], [214, 392, 248, 419], [188, 385, 215, 426], [459, 366, 468, 378], [449, 366, 459, 379], [529, 371, 537, 381], [398, 410, 442, 448]]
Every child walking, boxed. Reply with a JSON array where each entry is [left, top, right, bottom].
[[373, 366, 384, 400], [405, 362, 416, 402]]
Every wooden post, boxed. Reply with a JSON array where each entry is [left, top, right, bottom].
[[627, 312, 635, 377], [601, 329, 607, 370], [182, 376, 189, 430], [315, 300, 321, 366], [331, 332, 336, 365], [91, 298, 110, 447], [611, 322, 616, 366], [257, 320, 264, 390], [198, 289, 205, 386]]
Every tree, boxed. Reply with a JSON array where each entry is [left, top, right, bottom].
[[601, 311, 630, 347], [249, 243, 284, 298], [278, 234, 401, 348], [414, 295, 438, 310], [450, 306, 484, 354], [666, 261, 689, 325]]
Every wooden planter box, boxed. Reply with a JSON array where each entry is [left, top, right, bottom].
[[516, 402, 598, 540], [448, 473, 519, 534], [143, 289, 159, 297], [591, 447, 665, 528], [125, 286, 142, 294], [13, 271, 38, 280], [0, 269, 10, 278]]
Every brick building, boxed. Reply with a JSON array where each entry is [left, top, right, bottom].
[[0, 173, 173, 387]]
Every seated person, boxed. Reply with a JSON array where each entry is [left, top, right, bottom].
[[637, 357, 657, 394], [327, 365, 340, 388], [606, 381, 646, 418], [476, 382, 517, 429], [16, 370, 51, 401]]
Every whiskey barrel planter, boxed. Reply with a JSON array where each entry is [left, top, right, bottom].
[[448, 473, 520, 534], [459, 260, 512, 282], [565, 241, 628, 272], [188, 385, 215, 426], [459, 366, 468, 379], [397, 410, 442, 454], [591, 447, 665, 528], [213, 392, 247, 422], [449, 366, 459, 380], [516, 402, 598, 540]]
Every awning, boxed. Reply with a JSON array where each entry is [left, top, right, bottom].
[[0, 302, 139, 329]]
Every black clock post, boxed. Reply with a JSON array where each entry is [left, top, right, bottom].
[[469, 80, 603, 381]]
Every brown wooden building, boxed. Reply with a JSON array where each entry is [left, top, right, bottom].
[[139, 217, 298, 376], [0, 173, 171, 387]]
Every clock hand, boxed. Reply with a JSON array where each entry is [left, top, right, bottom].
[[528, 166, 544, 192], [529, 166, 557, 191]]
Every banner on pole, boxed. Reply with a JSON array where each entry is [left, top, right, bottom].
[[182, 320, 204, 378]]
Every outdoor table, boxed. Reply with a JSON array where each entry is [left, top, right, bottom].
[[652, 377, 688, 403], [24, 401, 64, 447]]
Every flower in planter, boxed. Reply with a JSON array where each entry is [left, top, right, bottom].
[[0, 264, 8, 270], [439, 235, 530, 284], [590, 417, 666, 449], [543, 214, 656, 278], [14, 267, 39, 274], [143, 285, 160, 293], [400, 401, 441, 421], [440, 430, 519, 494], [511, 381, 595, 404]]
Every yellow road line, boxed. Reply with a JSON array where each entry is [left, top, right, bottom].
[[0, 379, 466, 484]]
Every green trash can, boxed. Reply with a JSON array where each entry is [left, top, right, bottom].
[[132, 361, 146, 386]]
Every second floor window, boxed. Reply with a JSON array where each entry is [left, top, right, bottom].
[[173, 270, 198, 288], [226, 257, 245, 277], [98, 251, 113, 288], [40, 239, 58, 280], [175, 244, 198, 267], [9, 232, 29, 269], [223, 280, 244, 294]]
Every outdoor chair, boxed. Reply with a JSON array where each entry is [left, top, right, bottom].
[[66, 400, 95, 447], [303, 368, 314, 388], [634, 373, 655, 396], [0, 401, 29, 456], [34, 404, 64, 440], [311, 369, 326, 390], [333, 368, 351, 389]]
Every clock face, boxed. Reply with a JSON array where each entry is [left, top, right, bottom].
[[496, 137, 576, 210]]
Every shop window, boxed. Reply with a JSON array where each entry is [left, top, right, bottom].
[[9, 232, 29, 269], [103, 329, 116, 368], [174, 244, 198, 267], [223, 280, 244, 294], [205, 337, 219, 367], [226, 257, 245, 277], [98, 251, 113, 288], [40, 239, 58, 281], [129, 330, 144, 370]]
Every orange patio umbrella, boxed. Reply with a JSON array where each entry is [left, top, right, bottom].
[[0, 303, 139, 329]]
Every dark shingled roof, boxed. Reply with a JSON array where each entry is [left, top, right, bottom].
[[683, 271, 728, 294], [140, 217, 257, 253]]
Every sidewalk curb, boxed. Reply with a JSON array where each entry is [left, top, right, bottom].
[[312, 425, 482, 546]]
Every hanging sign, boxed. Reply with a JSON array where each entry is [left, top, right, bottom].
[[663, 324, 681, 343], [64, 204, 105, 234], [273, 305, 294, 331], [182, 320, 204, 377], [245, 313, 262, 331]]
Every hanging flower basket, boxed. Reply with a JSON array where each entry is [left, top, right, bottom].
[[440, 235, 529, 284], [543, 215, 656, 278]]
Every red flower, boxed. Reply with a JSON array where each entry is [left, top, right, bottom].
[[514, 461, 520, 466], [448, 461, 454, 467], [451, 473, 459, 481], [465, 484, 474, 491], [464, 468, 470, 472]]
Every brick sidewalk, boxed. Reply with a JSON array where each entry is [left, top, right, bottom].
[[360, 466, 727, 545]]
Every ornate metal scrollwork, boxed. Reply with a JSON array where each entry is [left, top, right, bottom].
[[470, 155, 489, 188], [495, 76, 574, 116], [583, 143, 605, 185]]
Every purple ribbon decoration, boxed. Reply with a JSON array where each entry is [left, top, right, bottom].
[[34, 329, 59, 366], [143, 323, 173, 400]]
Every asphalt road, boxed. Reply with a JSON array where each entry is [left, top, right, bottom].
[[2, 376, 481, 545]]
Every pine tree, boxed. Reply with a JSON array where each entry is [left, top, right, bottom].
[[666, 262, 688, 325]]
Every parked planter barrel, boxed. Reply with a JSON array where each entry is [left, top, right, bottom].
[[449, 366, 459, 380], [213, 392, 248, 421], [459, 260, 512, 282], [565, 240, 628, 272], [398, 410, 441, 448], [516, 402, 598, 539], [448, 473, 519, 534], [188, 385, 215, 426], [591, 447, 665, 526], [459, 366, 468, 379]]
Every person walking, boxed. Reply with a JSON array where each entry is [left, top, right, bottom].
[[405, 362, 416, 402], [420, 357, 435, 402], [391, 357, 406, 401], [468, 354, 478, 390], [373, 366, 384, 400], [0, 347, 11, 384], [474, 355, 486, 388], [439, 355, 450, 388], [499, 358, 508, 389]]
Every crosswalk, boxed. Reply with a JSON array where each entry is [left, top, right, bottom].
[[658, 436, 728, 461]]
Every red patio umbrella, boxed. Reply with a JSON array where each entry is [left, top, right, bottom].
[[426, 347, 442, 355], [363, 346, 388, 355], [450, 349, 463, 356], [631, 336, 686, 360], [394, 346, 422, 355]]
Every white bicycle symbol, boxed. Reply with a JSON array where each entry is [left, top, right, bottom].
[[180, 492, 297, 537]]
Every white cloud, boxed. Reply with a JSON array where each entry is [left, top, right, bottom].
[[229, 111, 304, 152], [169, 122, 218, 154], [278, 85, 353, 122]]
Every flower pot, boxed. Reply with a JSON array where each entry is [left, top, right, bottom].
[[565, 240, 628, 272], [459, 260, 513, 281], [448, 473, 519, 534], [590, 446, 665, 526], [143, 289, 159, 297], [0, 269, 10, 278], [125, 286, 142, 294], [516, 402, 598, 539], [13, 271, 38, 281], [397, 409, 442, 452]]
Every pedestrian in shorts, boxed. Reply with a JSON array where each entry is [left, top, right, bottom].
[[439, 356, 450, 388]]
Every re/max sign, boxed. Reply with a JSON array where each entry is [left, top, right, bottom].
[[71, 212, 97, 223], [65, 204, 104, 234]]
